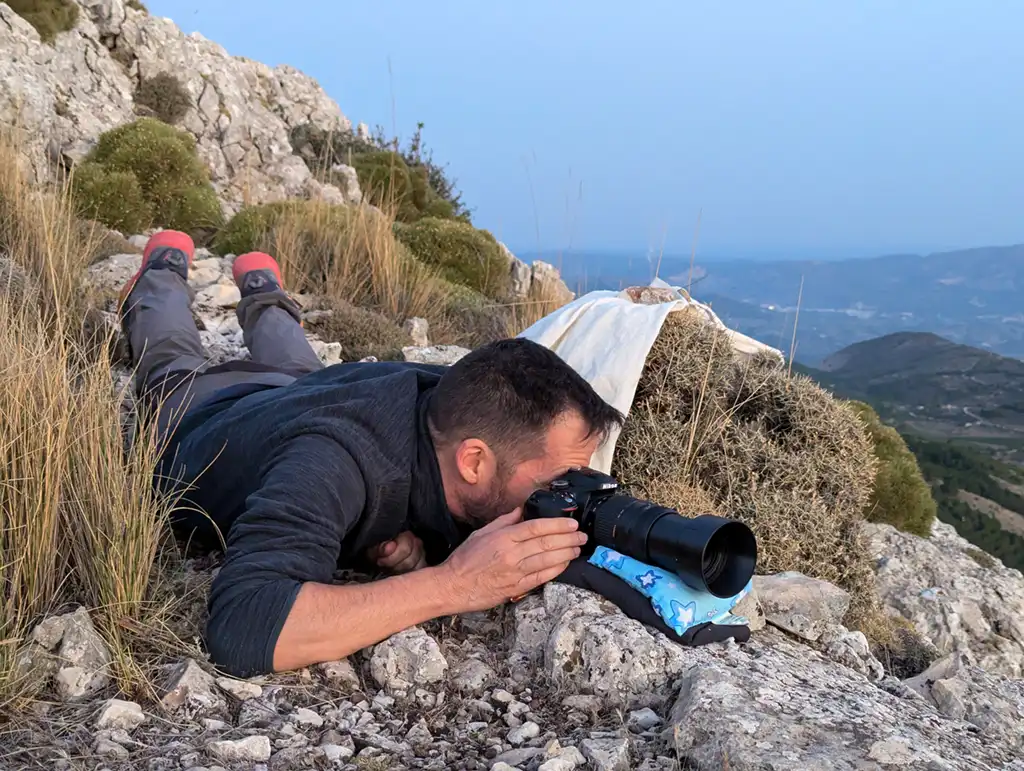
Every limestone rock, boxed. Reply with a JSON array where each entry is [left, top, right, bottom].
[[867, 520, 1024, 677], [369, 627, 448, 693], [318, 658, 360, 691], [0, 3, 135, 179], [904, 650, 1024, 748], [330, 163, 362, 204], [402, 344, 471, 366], [819, 623, 885, 681], [666, 630, 1022, 770], [403, 316, 430, 347], [451, 657, 496, 695], [214, 676, 261, 701], [507, 720, 539, 745], [206, 735, 271, 763], [627, 707, 662, 732], [95, 699, 146, 731], [160, 659, 227, 716], [3, 0, 353, 214], [531, 260, 574, 305], [309, 338, 343, 366], [52, 608, 112, 700], [499, 242, 573, 306], [93, 736, 129, 760], [731, 586, 766, 632], [511, 583, 687, 701], [754, 571, 851, 642], [580, 737, 630, 771], [194, 282, 240, 309], [546, 610, 689, 700]]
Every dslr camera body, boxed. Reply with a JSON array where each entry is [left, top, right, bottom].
[[524, 467, 756, 598]]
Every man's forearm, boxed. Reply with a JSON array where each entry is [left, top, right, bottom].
[[272, 566, 457, 672]]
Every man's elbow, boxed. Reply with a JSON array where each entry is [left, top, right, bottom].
[[204, 580, 295, 678], [204, 610, 269, 678]]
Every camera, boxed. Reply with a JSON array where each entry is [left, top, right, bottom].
[[524, 467, 757, 598]]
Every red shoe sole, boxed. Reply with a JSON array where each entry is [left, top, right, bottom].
[[119, 230, 196, 309], [232, 252, 284, 289]]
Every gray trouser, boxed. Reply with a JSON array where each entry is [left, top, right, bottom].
[[125, 268, 324, 438]]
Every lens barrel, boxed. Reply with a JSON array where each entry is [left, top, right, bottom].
[[591, 495, 756, 598]]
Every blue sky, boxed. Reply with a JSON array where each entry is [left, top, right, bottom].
[[148, 0, 1023, 259]]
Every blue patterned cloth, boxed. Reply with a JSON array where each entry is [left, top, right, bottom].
[[589, 546, 751, 635]]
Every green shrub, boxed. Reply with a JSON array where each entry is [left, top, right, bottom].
[[304, 300, 410, 362], [290, 123, 467, 222], [135, 72, 191, 125], [125, 0, 148, 11], [8, 0, 79, 43], [353, 151, 420, 223], [848, 400, 937, 536], [72, 163, 152, 234], [75, 118, 223, 237], [213, 201, 321, 256], [394, 217, 510, 299], [431, 280, 511, 347]]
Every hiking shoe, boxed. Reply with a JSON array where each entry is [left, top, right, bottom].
[[232, 251, 285, 298], [118, 230, 195, 310]]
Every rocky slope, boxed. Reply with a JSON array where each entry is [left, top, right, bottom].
[[0, 0, 571, 303], [6, 247, 1021, 770], [1, 0, 353, 213]]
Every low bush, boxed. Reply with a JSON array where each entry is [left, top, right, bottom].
[[290, 123, 467, 222], [126, 0, 148, 11], [612, 310, 880, 626], [135, 72, 192, 125], [72, 162, 152, 234], [352, 151, 419, 222], [72, 118, 223, 238], [304, 300, 410, 362], [394, 217, 510, 299], [8, 0, 78, 43], [848, 400, 937, 537]]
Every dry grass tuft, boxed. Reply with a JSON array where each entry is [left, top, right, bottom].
[[612, 310, 883, 627], [0, 132, 185, 711]]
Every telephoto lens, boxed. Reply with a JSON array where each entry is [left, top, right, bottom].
[[522, 468, 758, 598], [592, 497, 757, 598]]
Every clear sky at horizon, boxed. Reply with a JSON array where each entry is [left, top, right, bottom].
[[147, 0, 1023, 259]]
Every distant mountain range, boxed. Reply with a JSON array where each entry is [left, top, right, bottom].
[[797, 332, 1024, 444], [541, 244, 1024, 365], [796, 332, 1024, 568]]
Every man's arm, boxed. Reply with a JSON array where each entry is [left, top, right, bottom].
[[273, 509, 587, 671], [205, 433, 368, 676], [205, 435, 586, 676]]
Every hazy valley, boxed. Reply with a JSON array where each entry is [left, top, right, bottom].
[[549, 244, 1024, 365]]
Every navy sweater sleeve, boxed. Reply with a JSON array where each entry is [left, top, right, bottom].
[[205, 433, 366, 676]]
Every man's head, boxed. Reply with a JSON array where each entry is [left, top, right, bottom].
[[427, 338, 624, 527]]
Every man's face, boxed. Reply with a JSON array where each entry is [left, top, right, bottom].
[[455, 411, 603, 527]]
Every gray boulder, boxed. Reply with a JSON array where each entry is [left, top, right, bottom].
[[867, 520, 1024, 677], [369, 627, 448, 694], [667, 631, 1022, 770], [754, 571, 851, 642]]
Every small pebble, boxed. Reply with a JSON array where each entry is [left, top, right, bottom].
[[507, 721, 540, 746], [491, 688, 515, 704]]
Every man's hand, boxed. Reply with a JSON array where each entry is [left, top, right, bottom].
[[367, 531, 427, 574], [436, 508, 586, 612]]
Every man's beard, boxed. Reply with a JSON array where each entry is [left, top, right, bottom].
[[459, 464, 519, 528]]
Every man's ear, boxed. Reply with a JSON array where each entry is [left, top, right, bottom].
[[454, 438, 494, 485]]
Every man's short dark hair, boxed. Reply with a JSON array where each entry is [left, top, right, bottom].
[[428, 338, 624, 461]]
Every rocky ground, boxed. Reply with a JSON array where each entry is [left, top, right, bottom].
[[2, 248, 1023, 770]]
